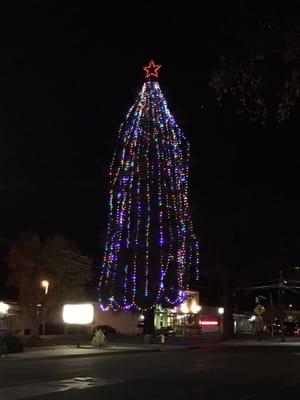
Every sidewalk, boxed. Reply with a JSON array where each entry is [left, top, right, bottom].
[[3, 335, 298, 361], [222, 337, 300, 347], [0, 343, 196, 361]]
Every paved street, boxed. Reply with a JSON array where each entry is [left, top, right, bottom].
[[1, 343, 300, 400]]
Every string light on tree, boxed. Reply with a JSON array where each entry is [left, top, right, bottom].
[[98, 61, 200, 311]]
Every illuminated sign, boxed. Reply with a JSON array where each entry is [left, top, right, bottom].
[[62, 304, 94, 325], [199, 320, 219, 326]]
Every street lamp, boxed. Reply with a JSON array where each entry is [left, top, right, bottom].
[[41, 280, 49, 335], [41, 280, 49, 295], [279, 266, 299, 342]]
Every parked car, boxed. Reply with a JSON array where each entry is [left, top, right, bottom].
[[285, 322, 299, 336], [92, 325, 117, 335], [136, 323, 144, 335], [273, 321, 300, 336], [136, 325, 176, 336], [294, 327, 300, 336], [0, 330, 24, 354]]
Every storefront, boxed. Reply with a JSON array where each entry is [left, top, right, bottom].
[[154, 291, 202, 333]]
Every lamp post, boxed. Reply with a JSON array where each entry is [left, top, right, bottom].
[[279, 266, 300, 342], [278, 269, 285, 342], [41, 280, 49, 335]]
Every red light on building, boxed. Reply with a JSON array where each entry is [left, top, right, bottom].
[[199, 320, 219, 326]]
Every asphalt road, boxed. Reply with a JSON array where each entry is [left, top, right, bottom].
[[1, 344, 300, 400]]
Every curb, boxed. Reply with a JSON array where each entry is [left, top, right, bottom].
[[1, 348, 161, 362]]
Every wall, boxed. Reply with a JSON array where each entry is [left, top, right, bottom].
[[93, 305, 139, 334], [0, 302, 31, 332]]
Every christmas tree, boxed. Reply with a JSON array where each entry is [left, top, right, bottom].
[[99, 60, 199, 312]]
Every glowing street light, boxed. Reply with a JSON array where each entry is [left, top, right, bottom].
[[190, 302, 201, 314], [41, 280, 49, 295], [218, 307, 224, 315], [180, 303, 189, 314]]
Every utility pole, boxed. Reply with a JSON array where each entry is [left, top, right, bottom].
[[270, 291, 274, 337], [278, 266, 300, 342], [279, 269, 285, 342]]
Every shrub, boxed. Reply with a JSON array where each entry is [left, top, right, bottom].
[[6, 335, 24, 353]]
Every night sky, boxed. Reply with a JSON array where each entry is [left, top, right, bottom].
[[1, 2, 300, 304]]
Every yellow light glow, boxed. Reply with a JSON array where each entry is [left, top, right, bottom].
[[191, 303, 201, 314], [218, 307, 224, 315], [62, 304, 94, 324], [180, 303, 189, 313], [41, 280, 49, 294], [0, 301, 9, 314]]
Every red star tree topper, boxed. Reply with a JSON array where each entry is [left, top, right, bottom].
[[143, 60, 162, 79]]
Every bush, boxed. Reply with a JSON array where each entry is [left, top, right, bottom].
[[5, 335, 24, 353], [1, 341, 9, 355]]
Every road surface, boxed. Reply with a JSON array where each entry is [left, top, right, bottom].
[[1, 344, 300, 399]]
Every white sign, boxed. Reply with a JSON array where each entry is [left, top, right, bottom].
[[0, 302, 9, 314], [62, 304, 94, 325]]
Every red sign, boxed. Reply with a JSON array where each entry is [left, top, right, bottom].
[[200, 320, 219, 326]]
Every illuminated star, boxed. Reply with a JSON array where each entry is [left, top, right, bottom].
[[143, 60, 162, 79]]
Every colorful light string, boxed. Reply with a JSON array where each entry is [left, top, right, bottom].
[[99, 70, 199, 311]]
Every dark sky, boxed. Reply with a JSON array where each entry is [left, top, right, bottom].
[[1, 2, 300, 302], [0, 3, 223, 238]]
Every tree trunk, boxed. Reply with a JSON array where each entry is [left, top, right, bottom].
[[143, 308, 155, 335], [30, 306, 41, 339]]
